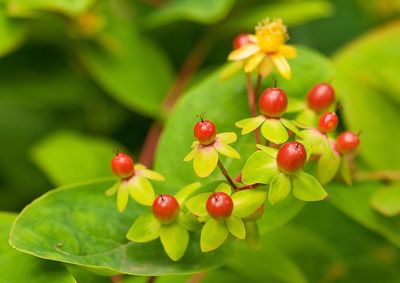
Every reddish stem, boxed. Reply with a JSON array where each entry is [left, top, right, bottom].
[[217, 160, 239, 191], [254, 74, 262, 101], [138, 122, 163, 167], [246, 74, 261, 144], [111, 275, 123, 283]]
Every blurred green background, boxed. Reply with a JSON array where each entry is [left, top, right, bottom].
[[1, 0, 400, 282]]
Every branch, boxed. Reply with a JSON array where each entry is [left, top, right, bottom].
[[217, 160, 239, 191]]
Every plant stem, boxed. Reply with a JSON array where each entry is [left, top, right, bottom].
[[254, 74, 262, 101], [217, 160, 239, 191], [138, 122, 163, 167], [246, 73, 261, 144], [147, 276, 157, 283], [354, 171, 400, 182], [111, 275, 123, 283]]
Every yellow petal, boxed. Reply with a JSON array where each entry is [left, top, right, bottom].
[[228, 44, 260, 61], [191, 141, 199, 148], [128, 176, 155, 206], [244, 52, 266, 73], [117, 185, 129, 212], [105, 181, 119, 196], [270, 53, 292, 80], [136, 167, 165, 181], [193, 146, 219, 178], [248, 34, 258, 44], [184, 148, 197, 161], [235, 116, 265, 135], [216, 132, 237, 144], [258, 57, 273, 78], [279, 44, 297, 59], [214, 142, 240, 159]]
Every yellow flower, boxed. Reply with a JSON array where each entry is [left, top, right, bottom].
[[106, 164, 165, 212], [227, 18, 296, 79], [184, 133, 240, 178]]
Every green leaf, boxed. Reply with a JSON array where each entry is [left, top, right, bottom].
[[144, 0, 234, 27], [243, 221, 260, 249], [177, 213, 202, 231], [339, 157, 352, 185], [317, 147, 340, 184], [280, 118, 301, 135], [261, 118, 288, 144], [126, 213, 161, 243], [127, 176, 155, 206], [232, 190, 266, 218], [235, 116, 265, 135], [242, 151, 279, 185], [268, 173, 291, 205], [9, 180, 229, 275], [256, 144, 278, 158], [292, 172, 328, 201], [193, 146, 219, 178], [286, 99, 306, 113], [175, 182, 202, 205], [370, 183, 400, 217], [160, 223, 189, 261], [0, 5, 27, 57], [0, 212, 16, 253], [226, 215, 245, 239], [31, 130, 119, 186], [185, 193, 210, 217], [215, 183, 232, 195], [201, 219, 229, 252], [295, 108, 317, 126]]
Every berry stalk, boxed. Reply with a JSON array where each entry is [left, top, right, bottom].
[[217, 160, 239, 191], [246, 74, 261, 144]]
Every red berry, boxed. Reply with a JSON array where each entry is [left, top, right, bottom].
[[232, 33, 252, 49], [152, 194, 180, 224], [336, 131, 360, 154], [259, 87, 288, 118], [318, 112, 338, 133], [206, 192, 233, 219], [194, 120, 216, 145], [111, 153, 134, 178], [277, 142, 307, 174], [307, 83, 335, 112]]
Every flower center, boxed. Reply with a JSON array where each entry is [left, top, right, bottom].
[[255, 18, 287, 53]]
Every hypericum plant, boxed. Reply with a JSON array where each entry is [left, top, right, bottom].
[[103, 17, 360, 262]]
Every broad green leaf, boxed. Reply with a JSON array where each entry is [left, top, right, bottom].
[[144, 0, 234, 27], [160, 223, 189, 261], [268, 173, 291, 205], [256, 144, 278, 158], [370, 183, 400, 217], [201, 219, 229, 252], [9, 180, 229, 275], [185, 193, 210, 217], [280, 118, 301, 135], [215, 183, 232, 195], [261, 118, 288, 144], [242, 151, 279, 185], [126, 213, 161, 243], [155, 46, 333, 188], [226, 215, 245, 239], [292, 172, 328, 201], [317, 147, 340, 184], [78, 2, 173, 118], [0, 5, 27, 56], [232, 189, 266, 218], [176, 213, 201, 231], [175, 182, 202, 205], [31, 130, 119, 186], [235, 116, 265, 135], [333, 21, 400, 170], [127, 176, 155, 206]]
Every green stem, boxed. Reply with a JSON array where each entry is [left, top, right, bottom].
[[218, 160, 239, 191]]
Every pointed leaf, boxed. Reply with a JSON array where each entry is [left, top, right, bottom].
[[370, 183, 400, 217], [268, 173, 291, 205], [292, 172, 328, 201], [201, 219, 229, 252], [256, 144, 278, 158], [177, 213, 202, 231], [235, 116, 265, 135], [215, 183, 232, 195], [193, 146, 219, 178], [160, 223, 189, 261], [135, 165, 165, 181], [261, 119, 288, 144], [126, 213, 161, 243], [185, 193, 210, 217], [214, 142, 240, 159], [127, 176, 155, 206], [317, 148, 340, 184], [175, 182, 202, 205], [117, 184, 129, 212], [232, 190, 266, 218], [242, 151, 279, 185], [105, 182, 119, 196], [339, 157, 352, 185], [226, 216, 246, 239], [281, 119, 301, 135]]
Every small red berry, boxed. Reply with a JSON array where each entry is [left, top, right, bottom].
[[307, 83, 335, 112], [232, 33, 251, 49], [194, 120, 216, 145], [336, 131, 360, 154], [277, 142, 307, 174], [111, 153, 134, 178], [259, 87, 288, 118], [152, 194, 180, 224], [318, 112, 339, 133], [206, 192, 234, 219]]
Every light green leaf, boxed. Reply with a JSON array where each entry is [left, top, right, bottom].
[[317, 148, 340, 184], [186, 193, 210, 217], [175, 182, 202, 205], [214, 142, 240, 159], [339, 157, 352, 185], [31, 130, 119, 186], [268, 173, 291, 205], [135, 165, 165, 181], [286, 99, 306, 113], [160, 223, 189, 261], [176, 213, 201, 231], [117, 184, 129, 213], [232, 190, 266, 218], [295, 108, 317, 126], [9, 180, 229, 275], [243, 221, 260, 249], [215, 183, 231, 195], [242, 151, 279, 185], [292, 172, 328, 201], [127, 176, 155, 206], [226, 215, 246, 240], [126, 213, 161, 243], [0, 6, 27, 57], [193, 146, 219, 178], [235, 116, 265, 135], [280, 119, 301, 135], [261, 119, 288, 144], [256, 144, 278, 158], [201, 219, 229, 252], [298, 129, 324, 155], [370, 183, 400, 217], [105, 182, 119, 196]]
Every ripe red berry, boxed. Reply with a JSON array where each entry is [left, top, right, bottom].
[[206, 192, 234, 219], [259, 87, 288, 118], [111, 153, 134, 178], [318, 112, 339, 133], [152, 194, 180, 224], [307, 83, 335, 112], [232, 33, 251, 49], [194, 120, 216, 145], [336, 131, 360, 154], [277, 142, 307, 174]]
